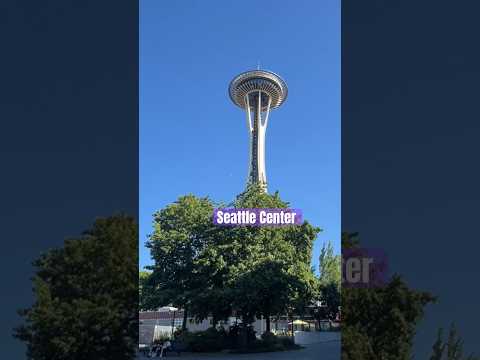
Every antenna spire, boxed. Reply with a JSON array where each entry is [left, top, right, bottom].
[[257, 60, 261, 70]]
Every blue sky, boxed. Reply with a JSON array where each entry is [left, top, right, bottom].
[[140, 0, 340, 272]]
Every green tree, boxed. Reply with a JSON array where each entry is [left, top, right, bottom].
[[145, 184, 320, 340], [430, 328, 446, 360], [319, 241, 341, 286], [317, 282, 340, 321], [227, 184, 320, 333], [232, 260, 308, 333], [342, 233, 479, 360], [317, 241, 341, 320], [447, 323, 464, 360], [341, 232, 435, 360], [139, 270, 152, 311], [145, 195, 221, 328], [341, 326, 375, 360], [14, 215, 138, 360], [429, 324, 479, 360]]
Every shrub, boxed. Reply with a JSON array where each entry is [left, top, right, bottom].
[[179, 327, 227, 352], [175, 327, 300, 353], [260, 331, 277, 346], [227, 324, 256, 349]]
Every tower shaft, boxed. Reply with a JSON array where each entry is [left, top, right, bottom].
[[245, 90, 271, 190], [229, 69, 287, 193]]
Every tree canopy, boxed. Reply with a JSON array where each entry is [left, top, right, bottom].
[[316, 241, 341, 321], [139, 270, 152, 311], [144, 194, 215, 318], [144, 184, 321, 333], [429, 324, 480, 360], [341, 232, 435, 360], [14, 215, 138, 360]]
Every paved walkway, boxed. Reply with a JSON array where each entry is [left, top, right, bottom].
[[138, 341, 340, 360]]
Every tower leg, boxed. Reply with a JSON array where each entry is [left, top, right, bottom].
[[244, 91, 271, 192], [245, 95, 254, 185]]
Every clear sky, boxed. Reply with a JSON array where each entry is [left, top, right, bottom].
[[140, 0, 340, 272]]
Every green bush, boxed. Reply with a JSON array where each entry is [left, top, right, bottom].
[[178, 327, 227, 352], [174, 327, 300, 353], [260, 331, 277, 346], [226, 324, 257, 349]]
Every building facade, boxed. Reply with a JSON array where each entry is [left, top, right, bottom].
[[139, 310, 319, 345]]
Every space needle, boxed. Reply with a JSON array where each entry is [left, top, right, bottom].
[[229, 69, 288, 191]]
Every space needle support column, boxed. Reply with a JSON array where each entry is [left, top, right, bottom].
[[255, 91, 271, 191], [256, 90, 267, 188], [245, 94, 254, 183], [245, 95, 253, 132], [263, 96, 272, 128]]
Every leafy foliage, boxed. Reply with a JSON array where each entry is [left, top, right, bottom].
[[145, 184, 320, 340], [341, 325, 375, 360], [319, 241, 341, 286], [139, 270, 152, 311], [175, 327, 297, 353], [341, 232, 435, 360], [430, 328, 446, 360], [316, 241, 341, 320], [178, 328, 228, 352], [145, 194, 233, 324], [14, 215, 138, 360], [430, 324, 479, 360], [227, 184, 320, 328], [342, 233, 480, 360], [317, 282, 340, 321]]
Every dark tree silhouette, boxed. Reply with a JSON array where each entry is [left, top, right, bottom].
[[14, 215, 138, 360]]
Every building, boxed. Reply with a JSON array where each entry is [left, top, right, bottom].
[[139, 309, 319, 345]]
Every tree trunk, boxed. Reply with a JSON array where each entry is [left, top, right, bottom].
[[289, 313, 294, 339], [239, 316, 250, 351], [182, 308, 188, 331], [265, 314, 271, 333]]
